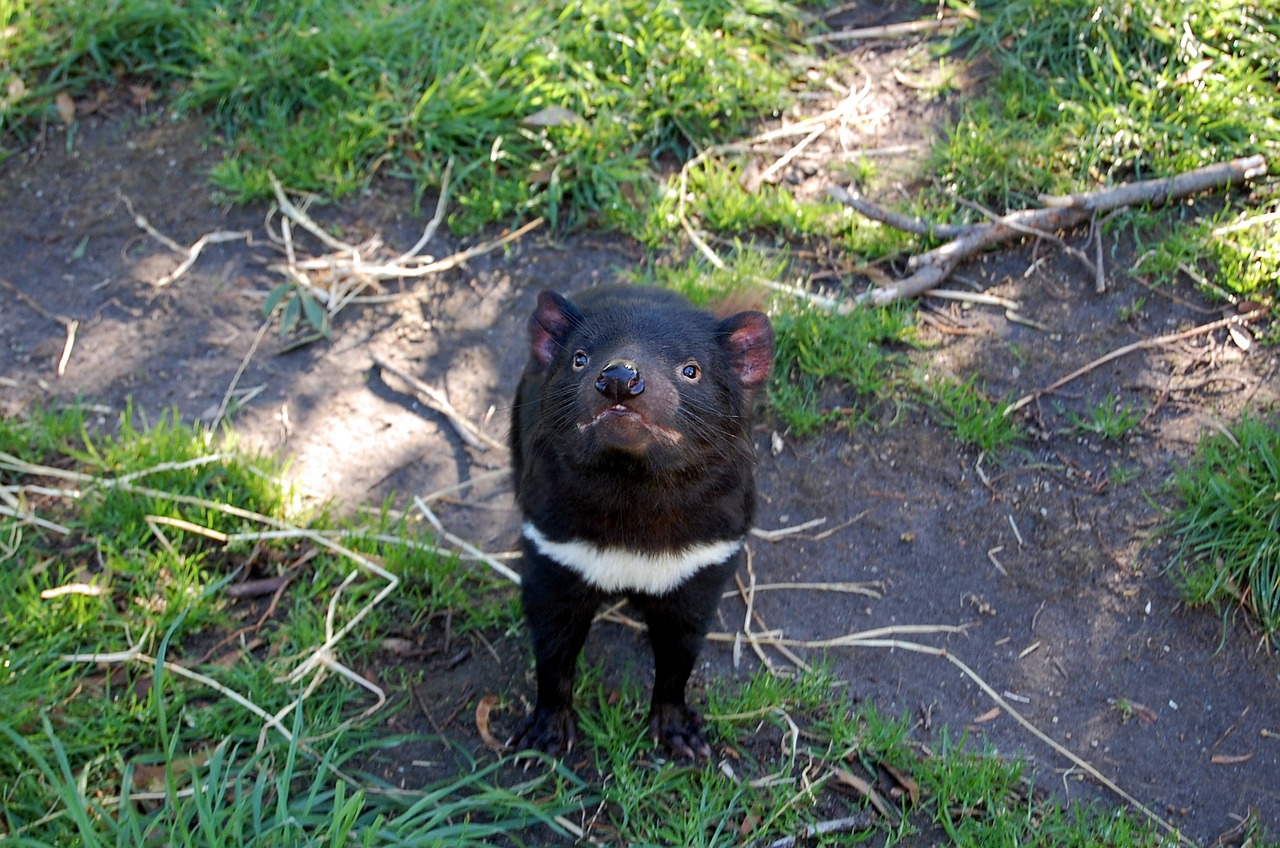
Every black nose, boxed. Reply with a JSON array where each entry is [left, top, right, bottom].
[[595, 360, 644, 402]]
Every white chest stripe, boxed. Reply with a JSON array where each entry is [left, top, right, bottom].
[[522, 522, 742, 595]]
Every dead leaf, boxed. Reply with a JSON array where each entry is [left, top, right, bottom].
[[973, 707, 1002, 724], [379, 637, 421, 657], [832, 766, 894, 819], [1174, 58, 1214, 87], [130, 763, 169, 794], [854, 263, 895, 287], [5, 76, 26, 103], [1129, 701, 1159, 725], [880, 761, 920, 806], [130, 84, 156, 106], [476, 694, 501, 751], [55, 92, 75, 127], [522, 105, 582, 127], [1210, 752, 1253, 765], [226, 574, 292, 597], [209, 650, 241, 669], [738, 158, 764, 194], [130, 748, 211, 794], [1227, 322, 1253, 352]]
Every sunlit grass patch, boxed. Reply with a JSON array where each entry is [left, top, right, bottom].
[[2, 0, 806, 231], [0, 406, 526, 843], [943, 0, 1279, 206], [558, 661, 1185, 846]]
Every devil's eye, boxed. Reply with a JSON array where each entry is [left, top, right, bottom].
[[572, 351, 589, 370], [681, 362, 700, 380]]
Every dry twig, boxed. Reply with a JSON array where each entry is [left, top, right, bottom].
[[806, 15, 970, 44], [1004, 307, 1269, 416], [121, 194, 251, 288], [1, 278, 79, 376], [827, 185, 974, 239]]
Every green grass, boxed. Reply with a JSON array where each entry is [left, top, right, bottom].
[[1065, 392, 1143, 442], [1166, 412, 1280, 646], [5, 409, 1233, 845], [929, 0, 1280, 309], [550, 662, 1194, 846], [918, 372, 1023, 453], [4, 2, 1280, 843], [768, 299, 916, 435], [2, 0, 805, 232], [942, 0, 1279, 204], [3, 407, 1239, 846], [0, 406, 530, 844]]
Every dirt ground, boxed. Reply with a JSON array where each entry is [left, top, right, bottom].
[[3, 22, 1279, 845]]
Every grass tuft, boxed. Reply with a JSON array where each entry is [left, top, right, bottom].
[[1166, 412, 1280, 645], [917, 372, 1023, 453], [769, 301, 915, 435], [1065, 392, 1143, 442]]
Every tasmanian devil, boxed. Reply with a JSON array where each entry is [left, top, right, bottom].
[[509, 285, 773, 758]]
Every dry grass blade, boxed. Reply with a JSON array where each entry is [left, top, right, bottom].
[[62, 642, 298, 744], [253, 172, 544, 354], [412, 495, 522, 585], [751, 518, 827, 540], [267, 173, 359, 254], [395, 157, 454, 264], [723, 581, 883, 599]]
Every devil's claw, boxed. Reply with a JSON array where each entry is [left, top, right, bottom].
[[649, 702, 712, 759], [508, 707, 577, 758]]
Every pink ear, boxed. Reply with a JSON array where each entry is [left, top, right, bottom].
[[529, 291, 580, 368], [719, 311, 774, 391]]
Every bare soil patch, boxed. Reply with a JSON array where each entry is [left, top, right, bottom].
[[4, 59, 1278, 847]]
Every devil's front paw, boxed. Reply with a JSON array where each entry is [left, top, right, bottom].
[[508, 706, 577, 757], [649, 702, 712, 759]]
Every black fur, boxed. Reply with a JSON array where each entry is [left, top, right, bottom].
[[509, 285, 773, 757]]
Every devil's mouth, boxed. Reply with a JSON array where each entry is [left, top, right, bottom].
[[578, 405, 682, 444]]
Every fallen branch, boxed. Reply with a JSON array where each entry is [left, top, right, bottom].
[[827, 185, 975, 240], [831, 155, 1267, 308], [1004, 306, 1268, 416]]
